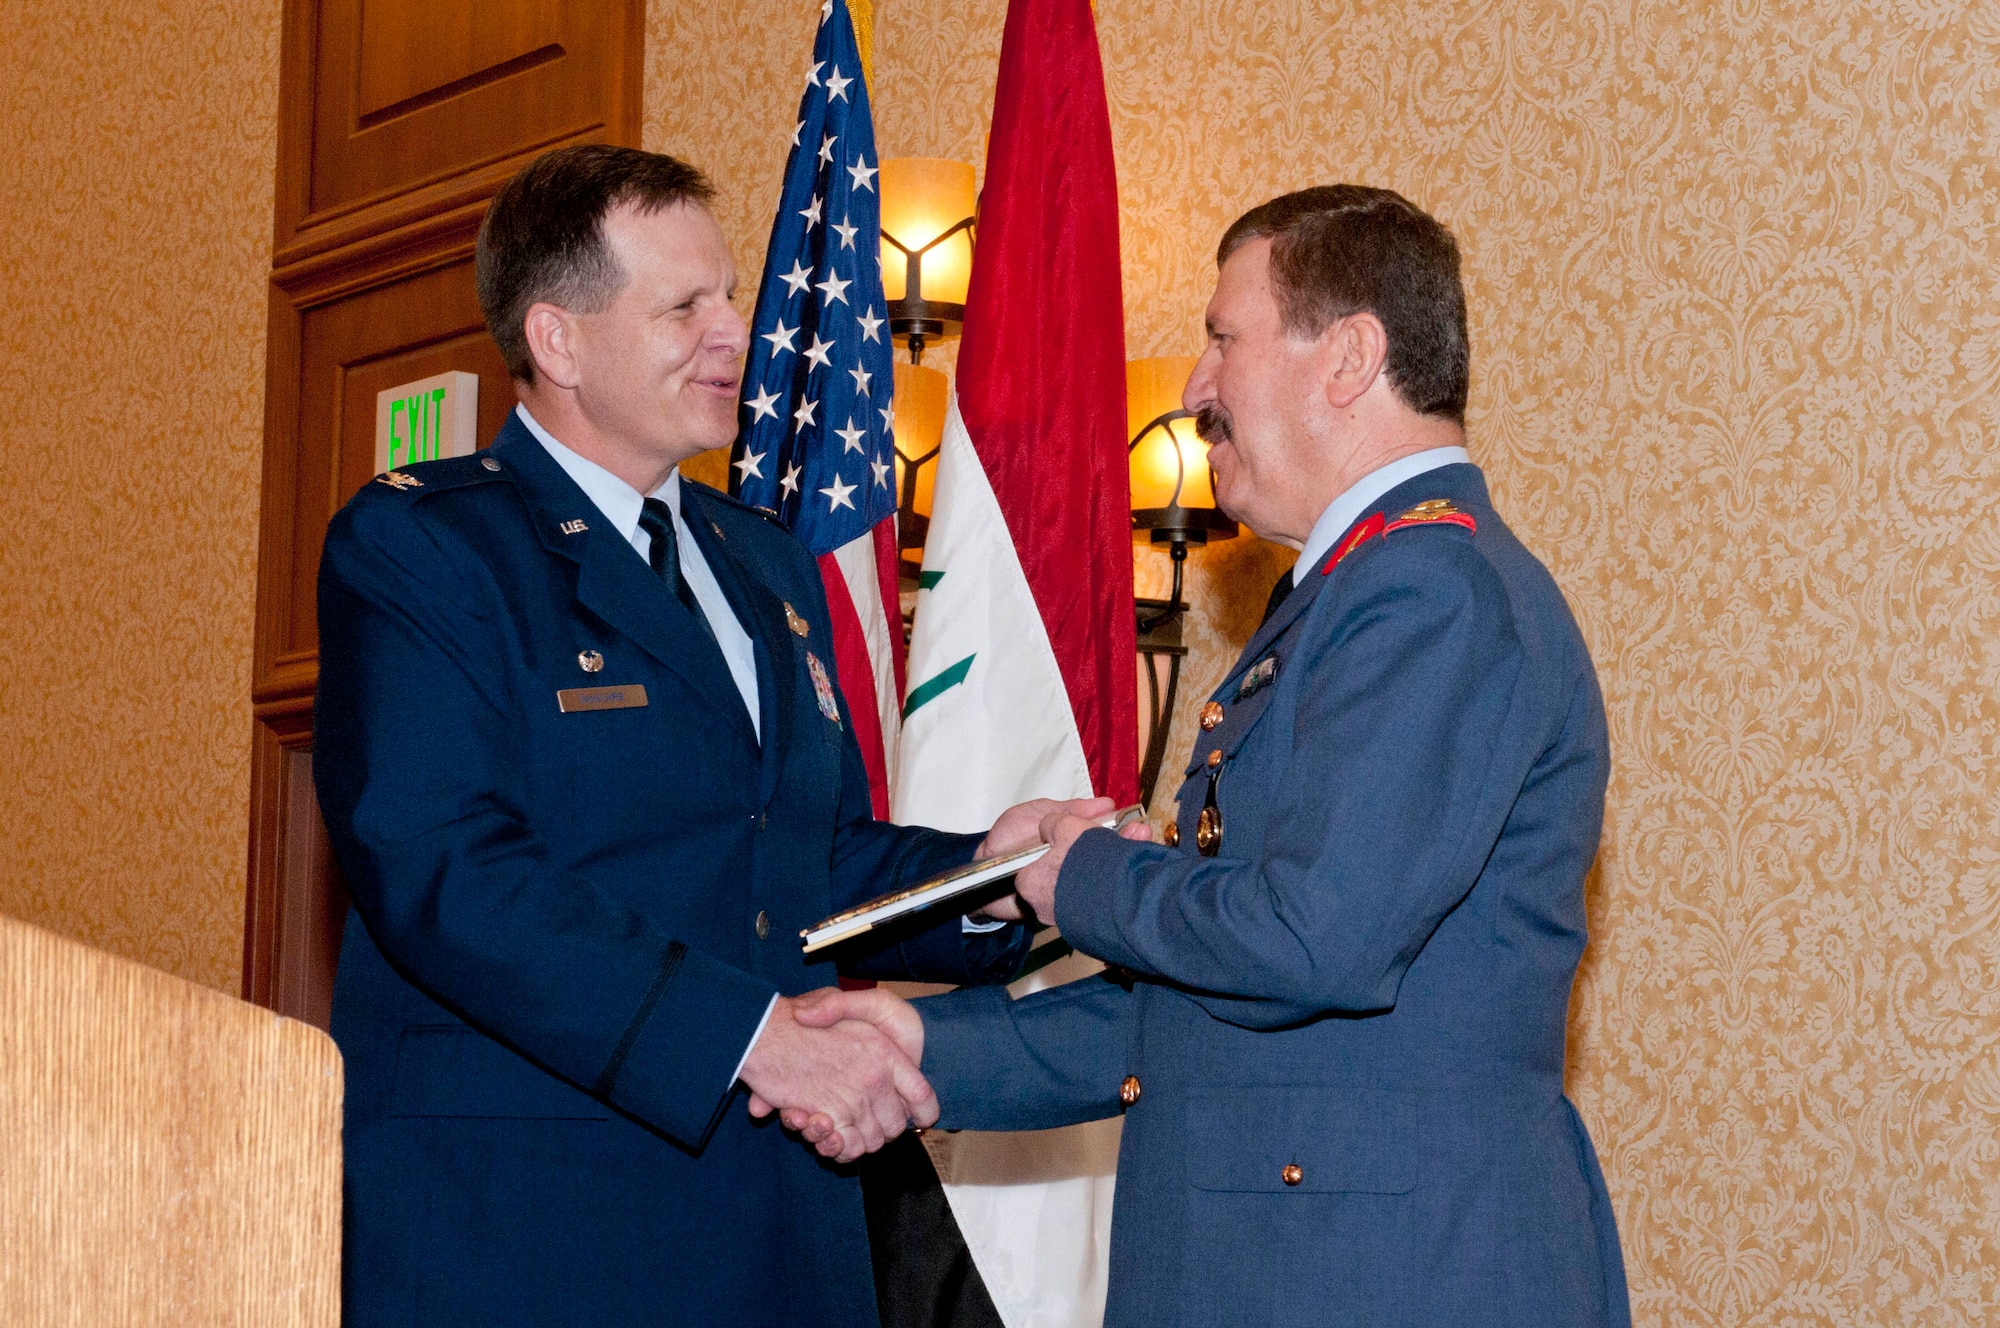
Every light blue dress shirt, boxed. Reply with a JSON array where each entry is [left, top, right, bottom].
[[516, 405, 762, 742], [1291, 445, 1472, 586]]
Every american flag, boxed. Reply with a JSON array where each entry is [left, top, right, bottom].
[[732, 0, 903, 813]]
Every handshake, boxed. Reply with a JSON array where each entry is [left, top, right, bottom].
[[735, 794, 1152, 1164]]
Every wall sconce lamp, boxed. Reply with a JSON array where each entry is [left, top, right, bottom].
[[890, 360, 949, 585], [879, 158, 977, 366], [1129, 356, 1238, 803]]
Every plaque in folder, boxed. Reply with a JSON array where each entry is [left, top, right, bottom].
[[800, 805, 1147, 954]]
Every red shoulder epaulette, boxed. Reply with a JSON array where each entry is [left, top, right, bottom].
[[1320, 499, 1476, 575]]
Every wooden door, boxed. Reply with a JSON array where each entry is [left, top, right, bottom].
[[243, 0, 643, 1027]]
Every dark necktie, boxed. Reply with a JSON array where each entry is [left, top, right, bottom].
[[1260, 568, 1295, 627], [639, 498, 716, 643]]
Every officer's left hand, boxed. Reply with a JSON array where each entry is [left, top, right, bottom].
[[967, 796, 1117, 922], [1011, 809, 1151, 921]]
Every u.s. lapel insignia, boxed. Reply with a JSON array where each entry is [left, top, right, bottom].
[[558, 518, 588, 535], [806, 651, 842, 726], [1236, 654, 1280, 701], [784, 602, 811, 638], [376, 470, 422, 490]]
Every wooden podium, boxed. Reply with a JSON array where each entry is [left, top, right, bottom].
[[0, 913, 341, 1326]]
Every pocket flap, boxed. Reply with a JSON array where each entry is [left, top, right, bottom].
[[1188, 1084, 1417, 1194], [388, 1025, 611, 1120]]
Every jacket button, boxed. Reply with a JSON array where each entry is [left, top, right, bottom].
[[1119, 1075, 1141, 1107], [755, 911, 771, 940], [480, 455, 501, 472], [1199, 701, 1224, 731], [1282, 1163, 1303, 1187], [1161, 822, 1180, 848]]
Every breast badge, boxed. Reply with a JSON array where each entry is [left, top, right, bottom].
[[806, 651, 842, 727], [375, 470, 422, 490], [1236, 655, 1280, 701], [785, 602, 811, 638]]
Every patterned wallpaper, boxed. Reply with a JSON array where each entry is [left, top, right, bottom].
[[0, 1, 280, 991], [652, 0, 2000, 1321]]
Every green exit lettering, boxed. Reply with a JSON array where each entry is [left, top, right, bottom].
[[387, 387, 449, 469]]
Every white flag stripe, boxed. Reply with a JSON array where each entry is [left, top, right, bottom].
[[895, 389, 1115, 1328], [893, 392, 1092, 830], [832, 531, 900, 790]]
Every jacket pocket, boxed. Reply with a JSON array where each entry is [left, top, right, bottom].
[[387, 1024, 611, 1120], [1188, 1083, 1418, 1194]]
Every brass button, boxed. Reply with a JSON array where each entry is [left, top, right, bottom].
[[480, 455, 501, 472], [1206, 748, 1223, 769], [754, 910, 771, 940], [1282, 1163, 1303, 1187], [1161, 821, 1180, 848], [1119, 1075, 1142, 1107], [1196, 805, 1223, 854], [577, 650, 604, 673], [1199, 701, 1225, 731]]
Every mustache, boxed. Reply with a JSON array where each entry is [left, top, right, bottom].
[[1194, 404, 1234, 445]]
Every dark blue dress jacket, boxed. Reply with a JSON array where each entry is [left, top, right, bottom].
[[314, 413, 1027, 1328], [919, 464, 1631, 1328]]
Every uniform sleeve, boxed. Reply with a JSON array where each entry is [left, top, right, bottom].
[[314, 495, 775, 1149], [1054, 536, 1524, 1030], [916, 971, 1140, 1130]]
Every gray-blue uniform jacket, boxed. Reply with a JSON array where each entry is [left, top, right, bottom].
[[314, 413, 1028, 1328], [918, 463, 1630, 1328]]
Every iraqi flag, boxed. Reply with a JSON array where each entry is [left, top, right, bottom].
[[890, 0, 1135, 1320]]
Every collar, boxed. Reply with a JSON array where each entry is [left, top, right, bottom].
[[515, 404, 680, 540], [1291, 445, 1471, 586]]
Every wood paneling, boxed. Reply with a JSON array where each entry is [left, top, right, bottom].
[[248, 0, 642, 1023], [273, 0, 642, 267]]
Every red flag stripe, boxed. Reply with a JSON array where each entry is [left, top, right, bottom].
[[818, 534, 893, 819], [955, 0, 1137, 805]]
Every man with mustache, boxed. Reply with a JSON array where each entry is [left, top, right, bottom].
[[794, 185, 1632, 1327], [312, 144, 1104, 1328]]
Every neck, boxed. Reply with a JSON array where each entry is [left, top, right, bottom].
[[1276, 411, 1464, 545], [516, 382, 680, 495]]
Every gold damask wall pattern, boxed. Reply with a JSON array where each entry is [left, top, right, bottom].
[[653, 0, 2000, 1321], [0, 1, 280, 991]]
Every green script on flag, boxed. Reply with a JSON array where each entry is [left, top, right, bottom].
[[901, 654, 974, 718]]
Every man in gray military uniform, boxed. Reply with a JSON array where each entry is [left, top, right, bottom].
[[793, 185, 1632, 1328]]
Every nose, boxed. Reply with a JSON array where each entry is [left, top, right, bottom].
[[712, 300, 751, 358], [1183, 347, 1220, 415]]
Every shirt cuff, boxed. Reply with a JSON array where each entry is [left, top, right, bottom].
[[730, 993, 780, 1088], [960, 913, 1010, 934]]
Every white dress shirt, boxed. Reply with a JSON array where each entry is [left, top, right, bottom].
[[1290, 446, 1472, 586], [516, 405, 762, 741]]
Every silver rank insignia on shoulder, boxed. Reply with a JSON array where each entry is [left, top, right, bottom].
[[558, 518, 588, 535], [784, 602, 811, 638], [710, 520, 726, 540], [1236, 654, 1279, 701], [376, 470, 422, 490], [806, 651, 841, 726]]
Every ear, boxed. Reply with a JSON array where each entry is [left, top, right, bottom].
[[1321, 312, 1389, 411], [523, 302, 584, 391]]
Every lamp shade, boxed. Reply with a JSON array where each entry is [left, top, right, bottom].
[[891, 361, 948, 526], [1127, 356, 1237, 544], [879, 158, 976, 309]]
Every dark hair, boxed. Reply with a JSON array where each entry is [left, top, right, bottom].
[[1218, 185, 1469, 423], [475, 145, 717, 383]]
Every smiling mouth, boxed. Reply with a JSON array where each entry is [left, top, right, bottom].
[[696, 376, 739, 395]]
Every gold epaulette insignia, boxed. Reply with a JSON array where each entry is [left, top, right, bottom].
[[1384, 498, 1477, 535], [376, 470, 423, 490]]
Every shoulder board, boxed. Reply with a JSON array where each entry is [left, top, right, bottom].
[[368, 451, 509, 499], [1319, 499, 1476, 575], [685, 477, 788, 528]]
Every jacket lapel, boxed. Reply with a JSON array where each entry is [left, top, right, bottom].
[[488, 425, 755, 737], [680, 485, 798, 808], [1212, 462, 1493, 701]]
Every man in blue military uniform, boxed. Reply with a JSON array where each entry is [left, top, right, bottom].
[[796, 186, 1632, 1326], [313, 145, 1108, 1327]]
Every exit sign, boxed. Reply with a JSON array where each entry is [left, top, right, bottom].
[[374, 371, 479, 474]]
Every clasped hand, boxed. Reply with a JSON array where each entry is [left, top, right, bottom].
[[739, 795, 1147, 1163]]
